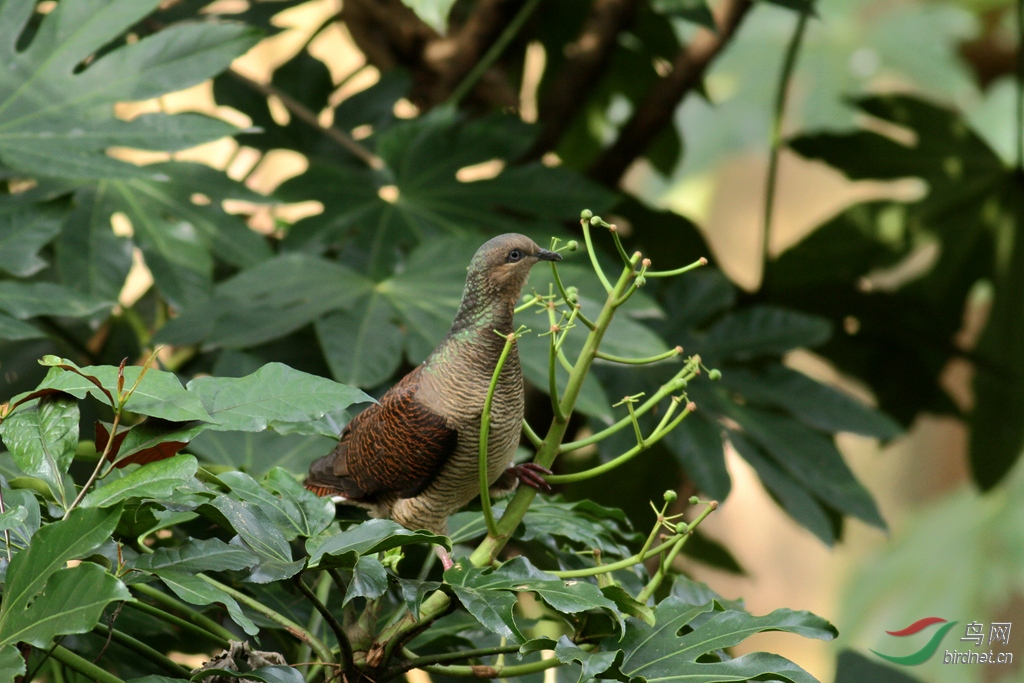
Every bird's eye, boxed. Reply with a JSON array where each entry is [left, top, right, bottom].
[[507, 249, 523, 263]]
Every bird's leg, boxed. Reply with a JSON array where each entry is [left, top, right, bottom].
[[508, 462, 553, 493], [435, 545, 455, 570]]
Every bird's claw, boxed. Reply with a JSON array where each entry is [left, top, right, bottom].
[[511, 462, 553, 493]]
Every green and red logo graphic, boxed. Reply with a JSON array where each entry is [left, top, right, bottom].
[[872, 617, 959, 665]]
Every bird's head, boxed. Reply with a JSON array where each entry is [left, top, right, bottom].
[[468, 233, 562, 297]]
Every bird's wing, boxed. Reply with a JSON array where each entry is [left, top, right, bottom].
[[337, 366, 459, 499]]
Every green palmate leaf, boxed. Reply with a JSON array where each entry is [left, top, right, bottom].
[[697, 306, 832, 362], [607, 597, 837, 683], [729, 432, 831, 544], [0, 0, 259, 178], [186, 362, 372, 432], [721, 365, 902, 440], [554, 636, 624, 683], [0, 506, 125, 657], [316, 292, 404, 388], [0, 396, 78, 506], [662, 412, 730, 501], [132, 537, 259, 574], [345, 555, 388, 607], [205, 495, 303, 583], [57, 185, 134, 301], [601, 586, 655, 625], [156, 253, 372, 348], [0, 506, 27, 533], [81, 454, 199, 508], [0, 282, 112, 319], [37, 361, 213, 423], [0, 312, 42, 341], [307, 519, 449, 570], [188, 430, 337, 476], [670, 574, 745, 611], [0, 488, 40, 555], [730, 407, 883, 531], [0, 207, 61, 277], [445, 557, 617, 641], [152, 569, 259, 635], [0, 644, 23, 682], [280, 109, 615, 278], [218, 468, 333, 540]]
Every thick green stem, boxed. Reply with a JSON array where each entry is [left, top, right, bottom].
[[545, 402, 694, 484], [132, 583, 234, 645], [547, 333, 566, 424], [560, 364, 695, 453], [49, 645, 125, 683], [389, 644, 525, 678], [407, 647, 567, 679], [90, 623, 192, 677], [548, 536, 682, 579], [581, 220, 613, 292], [637, 502, 718, 602], [644, 257, 707, 278], [595, 347, 682, 365], [197, 575, 334, 665], [481, 333, 517, 537]]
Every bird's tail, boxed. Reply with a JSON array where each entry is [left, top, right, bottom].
[[304, 453, 351, 499]]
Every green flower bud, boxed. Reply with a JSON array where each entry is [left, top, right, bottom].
[[663, 490, 677, 503], [674, 522, 688, 534], [708, 369, 722, 381], [688, 496, 699, 505], [566, 240, 579, 251], [635, 275, 646, 287], [580, 209, 593, 220], [590, 216, 601, 226]]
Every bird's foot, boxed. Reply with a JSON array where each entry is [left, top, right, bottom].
[[509, 462, 553, 493], [435, 545, 455, 571]]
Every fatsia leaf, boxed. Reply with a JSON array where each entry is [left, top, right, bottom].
[[0, 488, 40, 556], [218, 469, 333, 540], [0, 506, 124, 646], [696, 306, 832, 362], [0, 282, 112, 319], [0, 313, 43, 341], [834, 650, 924, 683], [81, 454, 199, 508], [131, 537, 259, 574], [306, 519, 450, 569], [0, 0, 259, 178], [606, 597, 837, 683], [445, 557, 617, 641], [36, 361, 213, 423], [152, 569, 259, 635], [345, 556, 388, 607], [205, 495, 303, 583], [0, 207, 61, 277], [186, 363, 372, 432], [56, 185, 134, 301], [188, 430, 336, 477], [0, 395, 78, 507], [662, 412, 730, 501], [316, 293, 404, 388], [554, 636, 623, 683]]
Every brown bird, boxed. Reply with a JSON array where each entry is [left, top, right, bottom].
[[305, 234, 560, 568]]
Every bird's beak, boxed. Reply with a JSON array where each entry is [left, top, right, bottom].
[[535, 249, 562, 262]]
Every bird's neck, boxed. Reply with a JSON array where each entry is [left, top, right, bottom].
[[447, 271, 517, 348]]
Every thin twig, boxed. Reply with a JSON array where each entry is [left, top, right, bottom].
[[763, 6, 811, 268], [228, 70, 385, 170], [295, 576, 354, 675], [448, 0, 543, 106], [589, 0, 754, 186]]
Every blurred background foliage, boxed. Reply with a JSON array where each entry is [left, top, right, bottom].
[[0, 0, 1022, 680]]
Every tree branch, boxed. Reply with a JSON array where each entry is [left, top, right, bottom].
[[589, 0, 754, 187], [526, 0, 643, 159]]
